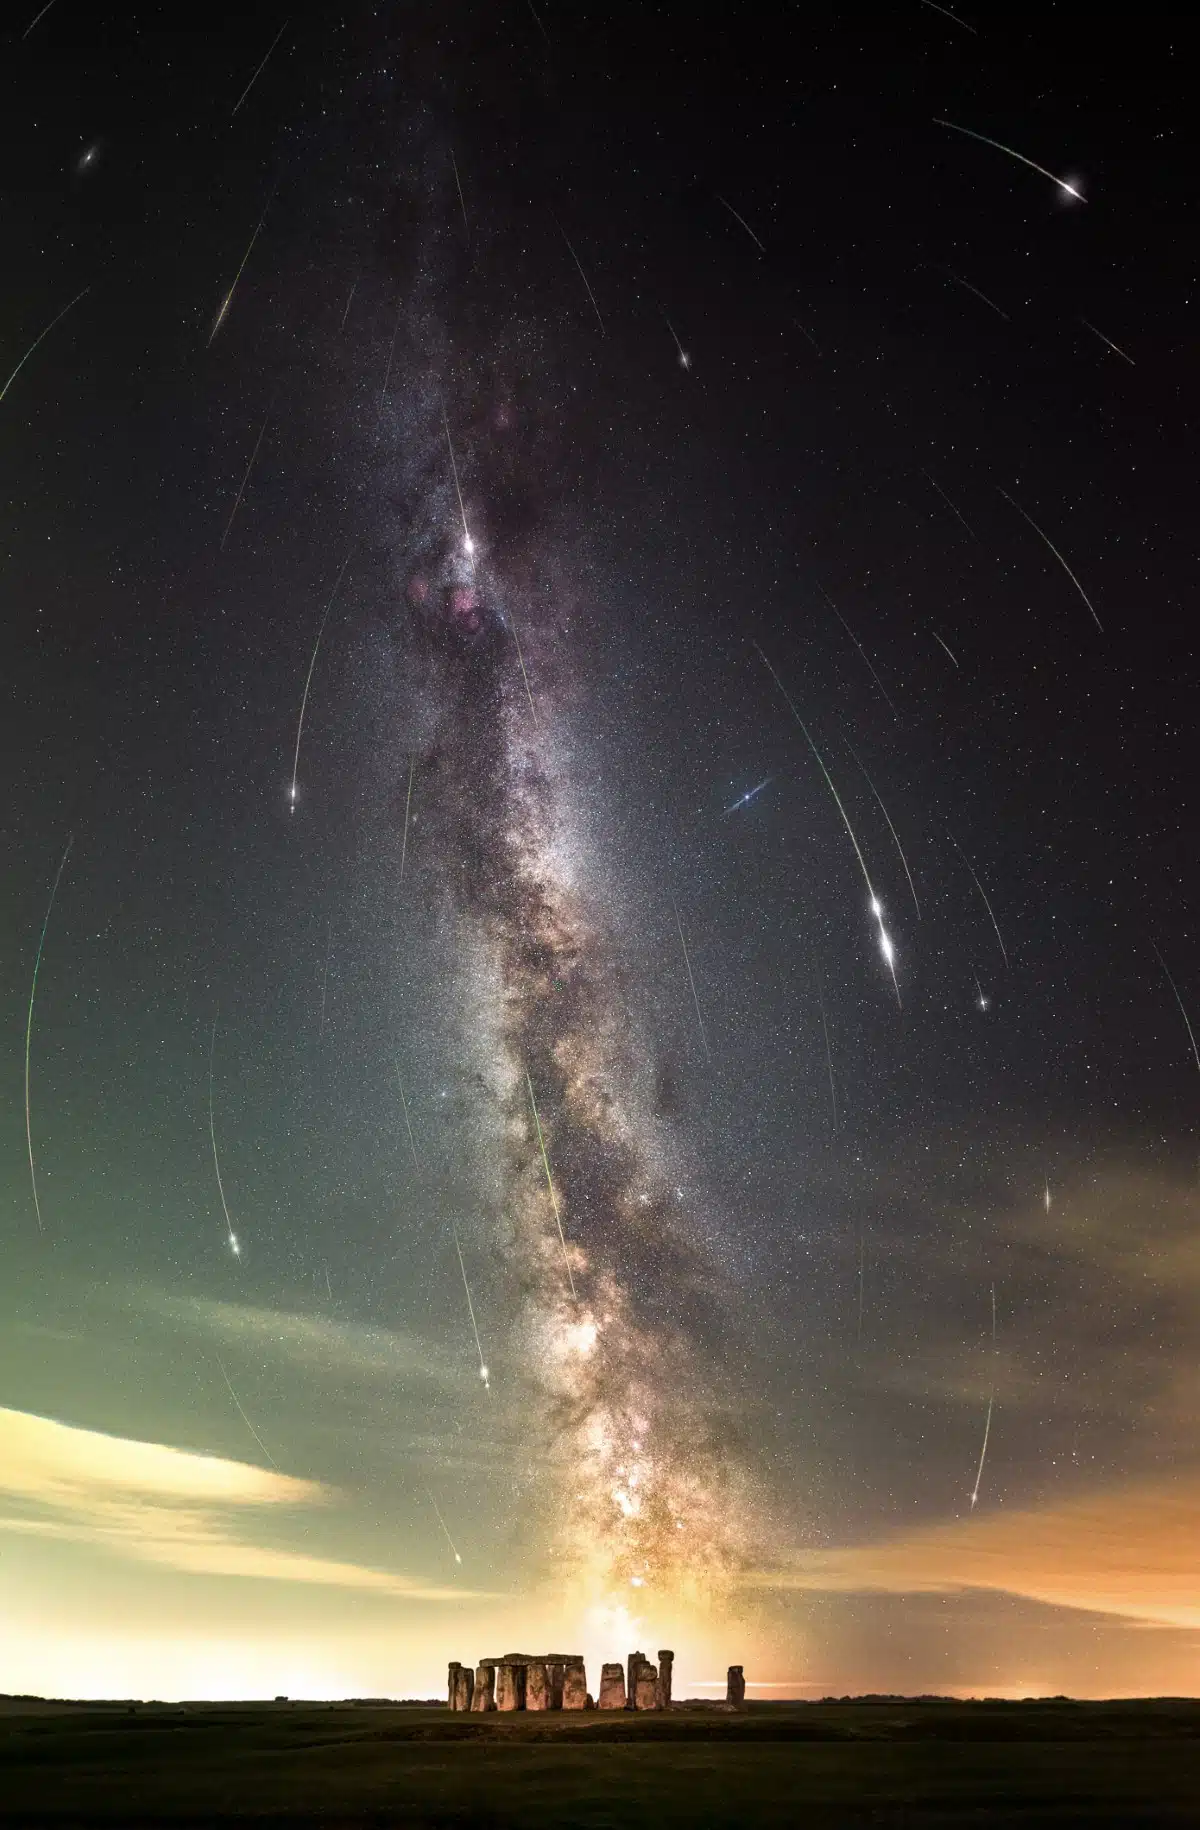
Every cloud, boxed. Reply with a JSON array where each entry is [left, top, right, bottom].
[[748, 1475, 1200, 1629], [0, 1406, 492, 1602]]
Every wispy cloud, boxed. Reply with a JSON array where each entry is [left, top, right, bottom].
[[747, 1475, 1200, 1629], [0, 1406, 494, 1601]]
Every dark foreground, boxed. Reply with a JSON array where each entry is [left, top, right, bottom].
[[2, 1697, 1198, 1827]]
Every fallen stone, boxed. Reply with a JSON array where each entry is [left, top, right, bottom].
[[598, 1663, 626, 1709]]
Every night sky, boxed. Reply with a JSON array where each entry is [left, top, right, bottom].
[[3, 1, 1198, 1702]]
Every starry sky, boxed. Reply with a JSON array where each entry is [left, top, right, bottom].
[[3, 1, 1199, 1703]]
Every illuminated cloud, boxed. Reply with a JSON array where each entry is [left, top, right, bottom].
[[0, 1407, 492, 1601], [749, 1476, 1200, 1628]]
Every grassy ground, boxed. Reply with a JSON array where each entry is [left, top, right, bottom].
[[1, 1697, 1197, 1825]]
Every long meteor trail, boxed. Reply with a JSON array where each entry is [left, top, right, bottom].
[[526, 1072, 577, 1300], [289, 551, 352, 812], [25, 836, 72, 1232], [426, 1486, 462, 1564], [555, 221, 606, 336], [216, 1358, 277, 1467], [220, 408, 270, 550], [999, 488, 1103, 633], [845, 742, 921, 920], [948, 833, 1008, 967], [672, 896, 712, 1062], [754, 644, 901, 1005], [208, 1018, 241, 1258], [934, 118, 1085, 202], [1, 286, 90, 408], [1152, 943, 1200, 1078], [453, 1223, 489, 1389], [231, 20, 289, 117], [209, 192, 274, 345], [970, 1282, 998, 1510]]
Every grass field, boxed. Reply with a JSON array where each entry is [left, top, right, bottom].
[[2, 1696, 1197, 1825]]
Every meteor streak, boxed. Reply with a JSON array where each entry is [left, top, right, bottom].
[[716, 192, 765, 251], [526, 1071, 577, 1301], [442, 405, 474, 555], [931, 629, 960, 668], [921, 468, 975, 538], [231, 20, 288, 117], [289, 551, 352, 812], [815, 964, 838, 1133], [425, 1486, 463, 1564], [400, 755, 416, 881], [944, 266, 1009, 320], [671, 896, 712, 1062], [1152, 942, 1200, 1078], [934, 118, 1085, 202], [949, 832, 1008, 967], [725, 776, 773, 815], [398, 1072, 419, 1172], [220, 408, 270, 550], [376, 301, 403, 428], [921, 0, 977, 32], [820, 586, 898, 716], [1, 286, 90, 407], [754, 644, 900, 1004], [999, 487, 1103, 633], [450, 147, 469, 240], [846, 741, 921, 920], [453, 1223, 490, 1389], [1081, 317, 1135, 366], [216, 1358, 277, 1467], [208, 1019, 241, 1259], [973, 972, 990, 1012], [970, 1283, 998, 1510], [555, 220, 606, 336], [1044, 1179, 1052, 1213], [339, 279, 357, 330], [208, 192, 274, 344], [24, 835, 72, 1232], [663, 314, 691, 370], [509, 612, 540, 728], [22, 0, 58, 37]]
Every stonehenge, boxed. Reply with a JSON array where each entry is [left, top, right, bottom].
[[446, 1647, 734, 1712]]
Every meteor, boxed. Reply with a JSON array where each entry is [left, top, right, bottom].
[[1, 286, 90, 408], [819, 586, 898, 716], [208, 1019, 242, 1259], [663, 314, 692, 370], [934, 118, 1085, 202], [948, 832, 1008, 967], [973, 973, 990, 1012], [453, 1223, 490, 1390], [845, 741, 921, 921], [754, 644, 900, 1006], [716, 192, 765, 252], [24, 835, 72, 1232], [231, 20, 288, 117], [1151, 942, 1200, 1079], [398, 1072, 419, 1172], [450, 147, 469, 241], [725, 776, 773, 815], [921, 467, 975, 538], [555, 220, 606, 336], [339, 279, 357, 331], [22, 0, 58, 36], [921, 0, 977, 32], [376, 301, 403, 429], [944, 266, 1009, 321], [1081, 317, 1135, 366], [1043, 1179, 1052, 1213], [509, 612, 540, 728], [931, 629, 960, 668], [400, 755, 416, 881], [671, 896, 713, 1062], [208, 191, 274, 345], [442, 404, 474, 557], [814, 964, 838, 1134], [998, 487, 1103, 633], [526, 1071, 577, 1301], [216, 1358, 277, 1467], [970, 1283, 998, 1510], [426, 1486, 463, 1564], [220, 407, 270, 550], [289, 551, 352, 813]]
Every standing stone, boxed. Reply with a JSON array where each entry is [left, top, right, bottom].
[[598, 1662, 627, 1709], [549, 1663, 565, 1709], [562, 1659, 588, 1709], [626, 1650, 645, 1708], [635, 1660, 658, 1711], [495, 1662, 525, 1711], [449, 1663, 474, 1712], [726, 1665, 746, 1708], [656, 1650, 674, 1710], [470, 1665, 495, 1711], [525, 1661, 550, 1710]]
